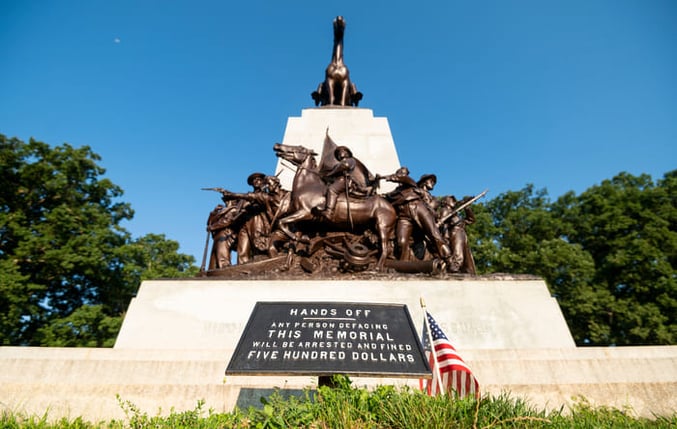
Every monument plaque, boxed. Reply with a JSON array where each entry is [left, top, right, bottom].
[[226, 302, 431, 378]]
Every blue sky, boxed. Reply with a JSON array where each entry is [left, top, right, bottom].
[[2, 1, 675, 264]]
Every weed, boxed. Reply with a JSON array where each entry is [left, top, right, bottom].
[[2, 383, 675, 428]]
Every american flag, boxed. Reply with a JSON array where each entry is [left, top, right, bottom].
[[421, 311, 479, 397]]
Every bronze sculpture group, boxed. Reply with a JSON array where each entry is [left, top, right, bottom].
[[200, 16, 483, 276], [202, 141, 482, 276]]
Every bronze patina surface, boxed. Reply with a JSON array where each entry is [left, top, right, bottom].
[[311, 16, 363, 107], [201, 142, 484, 277]]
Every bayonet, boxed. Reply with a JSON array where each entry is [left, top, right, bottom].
[[436, 189, 488, 227]]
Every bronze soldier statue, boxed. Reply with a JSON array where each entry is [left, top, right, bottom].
[[219, 172, 271, 264], [383, 167, 452, 264], [317, 145, 374, 221], [262, 175, 290, 258], [417, 173, 440, 212], [263, 175, 287, 223], [218, 173, 292, 263], [437, 195, 477, 274], [205, 201, 243, 269]]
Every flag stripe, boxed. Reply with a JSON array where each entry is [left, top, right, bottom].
[[420, 311, 479, 398]]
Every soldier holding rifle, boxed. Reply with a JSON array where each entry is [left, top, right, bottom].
[[381, 167, 452, 265], [214, 173, 287, 263], [436, 190, 486, 274], [204, 201, 242, 269]]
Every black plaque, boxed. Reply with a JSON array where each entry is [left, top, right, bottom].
[[226, 302, 431, 378]]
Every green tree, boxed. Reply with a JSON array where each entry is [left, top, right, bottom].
[[118, 233, 198, 285], [0, 134, 197, 346], [557, 171, 676, 345], [471, 173, 676, 346], [470, 185, 600, 344], [471, 185, 595, 285], [36, 304, 123, 347]]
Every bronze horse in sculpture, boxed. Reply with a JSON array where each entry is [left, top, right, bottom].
[[273, 143, 395, 270], [312, 16, 363, 107]]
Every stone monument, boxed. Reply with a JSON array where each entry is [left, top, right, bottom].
[[1, 15, 675, 423]]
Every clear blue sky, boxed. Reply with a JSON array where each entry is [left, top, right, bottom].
[[2, 1, 675, 264]]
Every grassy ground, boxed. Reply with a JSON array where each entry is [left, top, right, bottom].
[[2, 377, 675, 428]]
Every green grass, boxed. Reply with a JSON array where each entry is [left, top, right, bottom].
[[2, 377, 675, 428]]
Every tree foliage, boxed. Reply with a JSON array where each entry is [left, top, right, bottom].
[[558, 171, 676, 345], [471, 172, 676, 345], [0, 134, 197, 346]]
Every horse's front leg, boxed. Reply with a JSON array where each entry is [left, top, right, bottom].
[[278, 219, 296, 241], [375, 206, 397, 271], [277, 210, 314, 270], [278, 210, 312, 240], [377, 235, 392, 271]]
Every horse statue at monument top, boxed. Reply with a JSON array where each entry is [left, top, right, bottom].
[[273, 143, 396, 270], [312, 16, 363, 107]]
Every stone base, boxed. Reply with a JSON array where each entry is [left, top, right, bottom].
[[2, 278, 675, 422], [1, 346, 675, 421], [113, 277, 576, 350]]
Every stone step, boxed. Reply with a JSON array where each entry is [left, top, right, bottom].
[[2, 346, 675, 387]]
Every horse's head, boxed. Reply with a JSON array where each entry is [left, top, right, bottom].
[[273, 143, 318, 167]]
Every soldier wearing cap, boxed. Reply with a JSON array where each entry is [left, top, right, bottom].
[[218, 172, 291, 263], [383, 168, 452, 263], [206, 200, 244, 269], [247, 172, 266, 188], [437, 195, 477, 274], [417, 173, 439, 212], [219, 172, 270, 264]]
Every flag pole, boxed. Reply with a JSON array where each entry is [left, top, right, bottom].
[[420, 297, 445, 395]]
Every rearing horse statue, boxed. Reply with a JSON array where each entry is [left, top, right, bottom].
[[312, 16, 363, 107], [273, 143, 395, 270]]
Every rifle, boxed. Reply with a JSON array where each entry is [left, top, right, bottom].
[[436, 189, 488, 227], [202, 187, 242, 202], [201, 187, 226, 193]]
